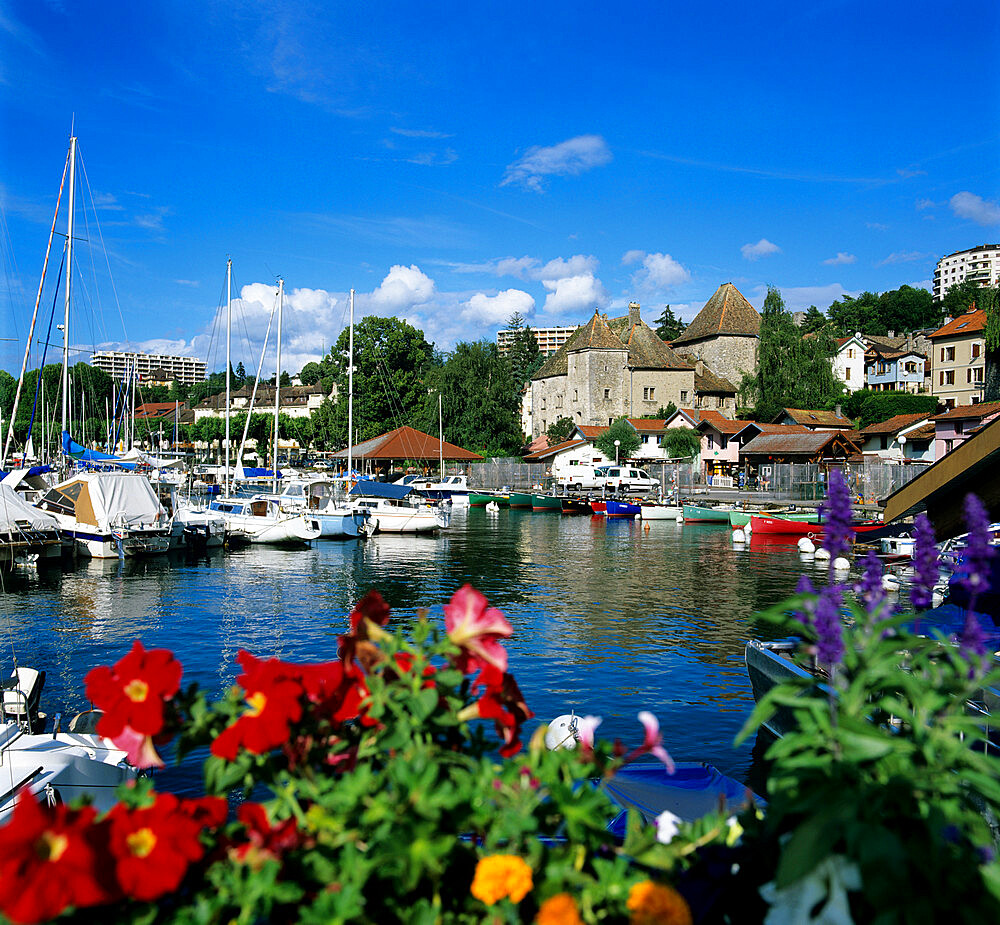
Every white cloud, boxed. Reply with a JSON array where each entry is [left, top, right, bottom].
[[541, 273, 609, 315], [501, 135, 612, 192], [741, 238, 781, 261], [390, 127, 453, 139], [822, 252, 856, 266], [879, 251, 928, 266], [627, 251, 691, 290], [369, 264, 435, 310], [915, 198, 935, 211], [751, 284, 855, 315], [621, 249, 645, 266], [950, 191, 1000, 226], [450, 254, 599, 282], [461, 289, 535, 325], [866, 221, 889, 231], [175, 279, 200, 287]]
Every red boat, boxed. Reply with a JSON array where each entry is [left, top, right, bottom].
[[750, 515, 884, 538], [590, 500, 606, 514], [750, 515, 823, 537]]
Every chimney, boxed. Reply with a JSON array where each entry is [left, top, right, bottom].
[[628, 301, 641, 325], [835, 403, 843, 419], [695, 359, 705, 377], [887, 330, 896, 339]]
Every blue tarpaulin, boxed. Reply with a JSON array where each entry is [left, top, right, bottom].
[[62, 431, 135, 469], [349, 481, 412, 500], [0, 464, 53, 480], [237, 466, 282, 479]]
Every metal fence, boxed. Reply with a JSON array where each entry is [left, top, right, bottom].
[[467, 459, 551, 491], [754, 461, 929, 504]]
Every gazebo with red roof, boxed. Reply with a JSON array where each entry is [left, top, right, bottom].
[[331, 425, 482, 473]]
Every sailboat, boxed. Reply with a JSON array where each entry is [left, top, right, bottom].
[[208, 271, 320, 546], [19, 134, 171, 558]]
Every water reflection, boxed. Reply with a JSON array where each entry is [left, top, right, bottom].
[[2, 508, 814, 795]]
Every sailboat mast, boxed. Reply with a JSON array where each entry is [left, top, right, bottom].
[[347, 289, 354, 480], [439, 392, 443, 480], [272, 278, 283, 493], [225, 258, 232, 496], [61, 134, 77, 444]]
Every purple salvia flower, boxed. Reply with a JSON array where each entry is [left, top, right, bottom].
[[812, 583, 844, 667], [855, 548, 886, 619], [910, 513, 939, 611], [958, 611, 987, 659], [794, 573, 816, 629], [821, 468, 853, 565], [956, 493, 995, 604]]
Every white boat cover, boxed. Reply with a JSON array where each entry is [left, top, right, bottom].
[[47, 472, 165, 528], [117, 449, 185, 469], [0, 486, 59, 531]]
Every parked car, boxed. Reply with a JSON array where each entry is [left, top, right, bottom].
[[603, 466, 658, 494], [556, 465, 609, 491]]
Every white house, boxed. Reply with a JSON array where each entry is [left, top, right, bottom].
[[832, 334, 867, 391], [858, 413, 934, 463]]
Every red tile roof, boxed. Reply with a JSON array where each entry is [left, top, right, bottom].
[[628, 418, 667, 432], [860, 413, 931, 436], [696, 410, 749, 435], [523, 439, 588, 461], [931, 401, 1000, 422], [331, 426, 482, 461], [780, 408, 853, 428], [928, 308, 987, 339], [575, 425, 609, 439]]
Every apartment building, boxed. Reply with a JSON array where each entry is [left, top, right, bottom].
[[91, 350, 206, 384], [933, 244, 1000, 302], [496, 325, 579, 357], [927, 307, 987, 408]]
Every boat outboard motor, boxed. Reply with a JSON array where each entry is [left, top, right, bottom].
[[1, 667, 46, 732]]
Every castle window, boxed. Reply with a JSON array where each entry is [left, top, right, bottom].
[[680, 390, 688, 403], [643, 387, 655, 401], [573, 389, 578, 401], [604, 389, 611, 400]]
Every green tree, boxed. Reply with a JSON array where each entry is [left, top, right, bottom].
[[505, 313, 543, 385], [877, 285, 939, 333], [299, 362, 323, 386], [643, 402, 677, 420], [654, 305, 685, 341], [662, 427, 701, 459], [545, 416, 575, 444], [850, 392, 940, 429], [418, 341, 523, 457], [741, 286, 844, 421], [324, 316, 434, 447], [594, 417, 640, 462], [800, 305, 828, 334], [981, 287, 1000, 402], [941, 279, 988, 318]]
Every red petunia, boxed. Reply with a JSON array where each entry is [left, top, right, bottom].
[[462, 671, 534, 757], [85, 641, 183, 768], [444, 585, 512, 678], [211, 652, 304, 760], [231, 802, 301, 868], [296, 659, 367, 724], [0, 789, 114, 923], [107, 792, 215, 901], [85, 640, 183, 738], [349, 589, 391, 633]]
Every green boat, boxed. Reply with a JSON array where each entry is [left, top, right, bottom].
[[728, 510, 820, 527], [531, 494, 562, 511], [508, 492, 534, 509], [469, 492, 509, 507], [682, 504, 732, 523]]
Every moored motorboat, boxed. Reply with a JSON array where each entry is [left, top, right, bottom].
[[469, 492, 509, 507], [508, 491, 534, 509], [590, 500, 607, 515], [209, 497, 321, 546], [349, 481, 449, 533], [683, 504, 731, 523], [606, 500, 640, 518], [561, 498, 592, 515], [531, 494, 562, 512], [749, 515, 823, 537], [640, 503, 682, 520], [729, 510, 818, 528]]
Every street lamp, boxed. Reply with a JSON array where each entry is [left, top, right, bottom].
[[614, 439, 620, 464]]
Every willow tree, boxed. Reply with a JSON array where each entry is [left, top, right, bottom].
[[740, 286, 844, 421]]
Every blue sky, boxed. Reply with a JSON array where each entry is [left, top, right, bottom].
[[2, 0, 999, 377]]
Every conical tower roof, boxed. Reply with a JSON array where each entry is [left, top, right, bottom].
[[672, 283, 760, 345], [532, 310, 625, 379]]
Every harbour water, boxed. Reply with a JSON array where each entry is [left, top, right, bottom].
[[1, 507, 812, 795]]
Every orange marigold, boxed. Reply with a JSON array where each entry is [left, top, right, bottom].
[[626, 880, 692, 925], [470, 854, 533, 905], [536, 892, 584, 925]]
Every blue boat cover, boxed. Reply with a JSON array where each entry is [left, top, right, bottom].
[[238, 467, 282, 479], [0, 464, 53, 480], [349, 480, 412, 500], [62, 431, 135, 469]]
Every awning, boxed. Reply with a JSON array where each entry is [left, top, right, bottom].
[[349, 480, 412, 500]]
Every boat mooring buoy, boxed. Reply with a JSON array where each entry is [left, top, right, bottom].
[[732, 528, 746, 543], [797, 537, 815, 554], [544, 714, 578, 750], [882, 574, 901, 592], [814, 546, 831, 562], [833, 556, 851, 572]]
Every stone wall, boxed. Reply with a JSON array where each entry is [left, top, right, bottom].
[[680, 335, 757, 387], [627, 368, 695, 416]]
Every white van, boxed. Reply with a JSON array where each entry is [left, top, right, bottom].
[[603, 466, 658, 494], [556, 465, 608, 491]]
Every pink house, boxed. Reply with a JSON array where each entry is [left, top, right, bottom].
[[932, 401, 1000, 459]]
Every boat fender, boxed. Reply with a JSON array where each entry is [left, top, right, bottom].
[[732, 528, 746, 544], [833, 556, 851, 572], [797, 537, 815, 554], [675, 514, 683, 523], [544, 714, 578, 750]]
